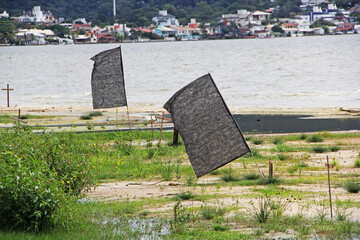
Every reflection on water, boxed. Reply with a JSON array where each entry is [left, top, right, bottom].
[[0, 35, 359, 109]]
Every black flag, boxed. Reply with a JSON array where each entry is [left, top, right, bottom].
[[164, 74, 250, 178], [91, 47, 127, 109]]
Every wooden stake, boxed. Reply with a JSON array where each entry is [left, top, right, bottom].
[[327, 155, 333, 218], [159, 111, 164, 144], [150, 115, 154, 138], [173, 127, 179, 146], [269, 159, 273, 178], [2, 84, 14, 107]]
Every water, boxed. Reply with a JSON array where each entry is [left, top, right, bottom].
[[0, 35, 359, 109]]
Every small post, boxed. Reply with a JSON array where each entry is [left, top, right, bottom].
[[269, 159, 273, 178], [173, 127, 179, 146], [18, 109, 21, 125], [150, 115, 154, 138], [327, 155, 333, 218], [2, 84, 14, 107], [159, 111, 164, 144]]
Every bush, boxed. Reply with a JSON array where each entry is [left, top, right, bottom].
[[312, 146, 328, 153], [354, 159, 360, 168], [277, 154, 287, 161], [272, 137, 284, 145], [242, 173, 261, 180], [0, 129, 97, 232], [329, 146, 340, 152], [306, 135, 323, 143], [0, 152, 67, 232], [252, 139, 264, 145], [343, 179, 360, 193]]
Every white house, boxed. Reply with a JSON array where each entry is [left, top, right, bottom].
[[250, 11, 271, 24], [0, 10, 9, 18], [152, 10, 179, 27], [15, 29, 53, 45]]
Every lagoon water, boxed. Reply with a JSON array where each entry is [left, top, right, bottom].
[[0, 34, 359, 109]]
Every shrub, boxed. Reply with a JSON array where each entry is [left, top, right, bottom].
[[329, 146, 340, 152], [272, 137, 284, 145], [200, 206, 226, 220], [252, 139, 264, 145], [0, 152, 68, 232], [258, 176, 280, 185], [0, 129, 97, 232], [242, 173, 261, 180], [354, 159, 360, 168], [80, 114, 92, 120], [343, 179, 360, 193], [312, 146, 328, 153], [213, 225, 229, 231], [277, 154, 287, 161], [298, 134, 307, 140], [306, 135, 323, 143], [175, 192, 195, 201]]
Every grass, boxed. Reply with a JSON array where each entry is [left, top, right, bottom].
[[344, 179, 360, 193], [1, 128, 360, 239]]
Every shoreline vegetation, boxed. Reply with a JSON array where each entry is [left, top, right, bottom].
[[1, 106, 360, 239]]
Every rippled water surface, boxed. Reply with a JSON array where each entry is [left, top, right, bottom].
[[0, 35, 359, 109]]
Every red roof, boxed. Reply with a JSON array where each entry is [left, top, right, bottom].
[[282, 23, 297, 27], [337, 27, 353, 31]]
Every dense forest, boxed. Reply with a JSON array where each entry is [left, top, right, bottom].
[[0, 0, 359, 27]]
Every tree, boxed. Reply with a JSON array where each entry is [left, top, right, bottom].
[[271, 25, 284, 33], [196, 1, 213, 23]]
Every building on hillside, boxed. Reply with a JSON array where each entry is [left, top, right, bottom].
[[0, 10, 9, 18], [72, 23, 92, 32], [15, 28, 54, 45], [12, 6, 56, 24], [152, 10, 179, 27], [170, 26, 201, 40], [281, 22, 299, 36], [188, 19, 200, 28], [217, 9, 252, 27], [96, 33, 116, 43], [250, 11, 271, 24], [154, 26, 176, 37]]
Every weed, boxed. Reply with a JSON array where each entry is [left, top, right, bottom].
[[287, 165, 298, 175], [272, 144, 296, 152], [343, 179, 360, 193], [252, 139, 264, 145], [312, 145, 328, 153], [299, 133, 307, 140], [175, 192, 195, 201], [354, 158, 360, 168], [242, 173, 261, 180], [80, 115, 93, 120], [200, 206, 226, 220], [272, 137, 284, 145], [329, 145, 340, 152], [307, 135, 323, 143], [277, 154, 287, 161], [248, 196, 272, 223], [258, 176, 280, 185], [213, 224, 229, 231]]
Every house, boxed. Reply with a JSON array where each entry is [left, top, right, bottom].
[[152, 10, 179, 27], [12, 6, 56, 24], [254, 30, 271, 38], [72, 24, 92, 32], [281, 23, 299, 36], [217, 9, 252, 27], [73, 33, 96, 44], [170, 26, 201, 40], [251, 11, 271, 24], [154, 27, 176, 37], [96, 33, 116, 43], [15, 29, 54, 45], [0, 10, 9, 18]]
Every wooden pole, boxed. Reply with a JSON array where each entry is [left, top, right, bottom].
[[159, 111, 164, 144], [173, 127, 179, 146], [269, 159, 273, 178], [150, 115, 154, 138], [327, 155, 333, 218], [2, 84, 14, 107]]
